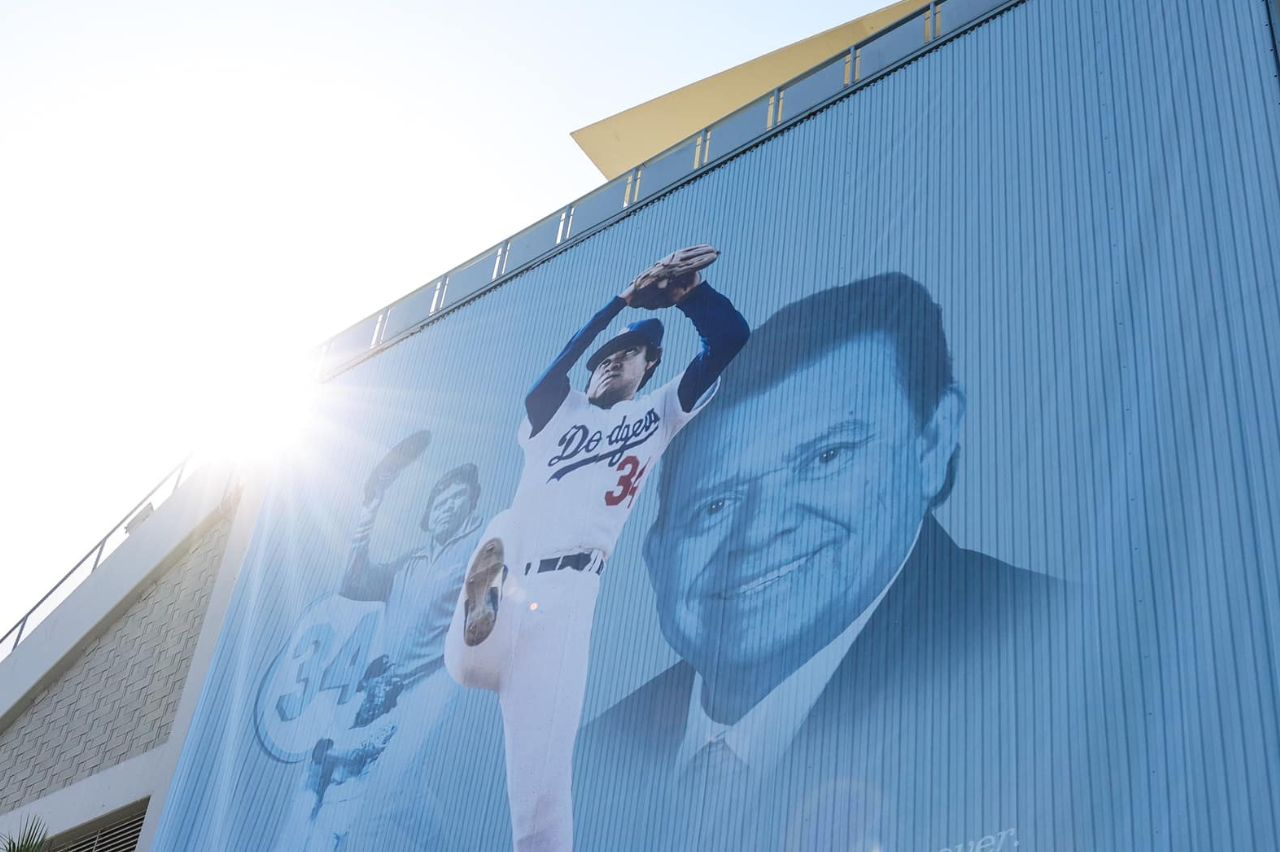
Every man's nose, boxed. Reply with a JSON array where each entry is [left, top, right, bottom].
[[726, 484, 800, 554]]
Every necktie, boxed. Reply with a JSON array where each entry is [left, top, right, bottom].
[[676, 737, 752, 850]]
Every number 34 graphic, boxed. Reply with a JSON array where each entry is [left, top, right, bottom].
[[604, 455, 648, 507], [254, 597, 383, 763]]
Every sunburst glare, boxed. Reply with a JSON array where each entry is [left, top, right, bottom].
[[191, 351, 321, 468]]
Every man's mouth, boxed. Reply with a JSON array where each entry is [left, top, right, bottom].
[[708, 545, 833, 600]]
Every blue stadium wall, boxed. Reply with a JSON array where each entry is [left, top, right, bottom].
[[153, 0, 1280, 849]]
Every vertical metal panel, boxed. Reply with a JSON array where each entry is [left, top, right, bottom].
[[777, 55, 848, 121], [504, 211, 565, 271], [858, 10, 928, 78], [634, 136, 701, 201], [1265, 0, 1280, 80], [705, 95, 773, 160], [566, 173, 631, 238]]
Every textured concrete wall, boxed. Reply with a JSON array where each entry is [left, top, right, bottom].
[[0, 511, 232, 814]]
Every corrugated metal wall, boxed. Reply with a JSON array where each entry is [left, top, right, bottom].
[[154, 0, 1280, 848]]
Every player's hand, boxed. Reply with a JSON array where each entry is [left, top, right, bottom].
[[621, 271, 702, 309], [618, 280, 683, 308]]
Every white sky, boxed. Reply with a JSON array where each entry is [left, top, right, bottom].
[[0, 0, 887, 637]]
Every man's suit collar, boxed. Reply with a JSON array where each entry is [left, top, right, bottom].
[[795, 514, 960, 737]]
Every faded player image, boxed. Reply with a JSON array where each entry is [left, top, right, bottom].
[[444, 245, 750, 852], [282, 436, 484, 852], [343, 439, 483, 697], [578, 274, 1081, 852]]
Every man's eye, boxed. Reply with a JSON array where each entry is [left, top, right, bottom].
[[798, 441, 864, 480], [685, 494, 737, 531]]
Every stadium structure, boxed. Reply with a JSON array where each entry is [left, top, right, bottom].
[[2, 0, 1278, 849]]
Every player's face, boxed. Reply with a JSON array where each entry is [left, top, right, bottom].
[[427, 482, 473, 542], [645, 334, 934, 692], [587, 345, 653, 407]]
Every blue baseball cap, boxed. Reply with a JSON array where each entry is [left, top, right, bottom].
[[585, 319, 665, 372]]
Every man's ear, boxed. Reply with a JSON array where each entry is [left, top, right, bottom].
[[639, 351, 662, 389], [918, 384, 966, 507]]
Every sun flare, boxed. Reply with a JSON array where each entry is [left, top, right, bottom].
[[192, 352, 321, 467]]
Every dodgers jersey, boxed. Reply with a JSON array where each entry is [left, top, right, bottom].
[[511, 375, 716, 559]]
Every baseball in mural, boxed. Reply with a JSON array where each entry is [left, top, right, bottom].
[[443, 245, 750, 852]]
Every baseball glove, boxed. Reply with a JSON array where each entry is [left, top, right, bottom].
[[627, 244, 720, 309], [364, 430, 431, 502]]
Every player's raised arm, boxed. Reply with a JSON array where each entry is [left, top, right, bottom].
[[340, 431, 431, 600], [672, 281, 750, 412], [524, 296, 627, 436], [609, 244, 749, 412], [339, 492, 398, 601]]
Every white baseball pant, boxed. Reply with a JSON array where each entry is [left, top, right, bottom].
[[445, 518, 604, 852]]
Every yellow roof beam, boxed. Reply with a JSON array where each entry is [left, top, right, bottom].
[[571, 0, 929, 179]]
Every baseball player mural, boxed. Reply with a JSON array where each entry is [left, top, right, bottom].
[[261, 436, 485, 852], [443, 245, 750, 852]]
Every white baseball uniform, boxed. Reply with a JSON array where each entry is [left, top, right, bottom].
[[445, 374, 716, 852]]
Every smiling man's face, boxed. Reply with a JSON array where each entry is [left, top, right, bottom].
[[645, 333, 930, 708]]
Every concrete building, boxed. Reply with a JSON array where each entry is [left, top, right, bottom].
[[0, 462, 249, 849]]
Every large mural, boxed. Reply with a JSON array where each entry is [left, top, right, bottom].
[[153, 0, 1280, 847]]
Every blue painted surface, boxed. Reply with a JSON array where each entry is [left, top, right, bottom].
[[154, 0, 1280, 848], [1264, 0, 1280, 84]]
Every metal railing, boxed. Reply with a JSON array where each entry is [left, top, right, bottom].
[[313, 0, 1020, 379], [0, 458, 191, 663]]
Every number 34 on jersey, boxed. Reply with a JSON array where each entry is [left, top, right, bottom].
[[604, 455, 649, 507]]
